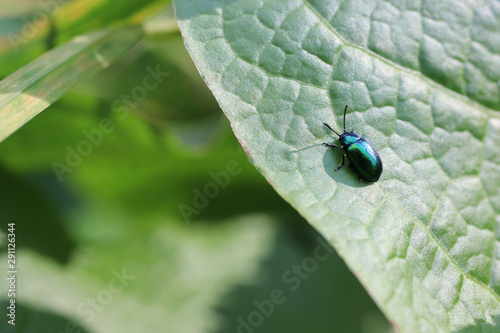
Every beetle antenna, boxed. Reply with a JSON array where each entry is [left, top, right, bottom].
[[343, 105, 348, 133], [323, 123, 340, 136]]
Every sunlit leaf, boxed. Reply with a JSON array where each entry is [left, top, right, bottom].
[[174, 0, 500, 331]]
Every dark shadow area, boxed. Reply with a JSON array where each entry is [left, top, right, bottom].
[[0, 166, 76, 264], [212, 215, 391, 333], [0, 301, 90, 333], [322, 146, 372, 188], [192, 180, 295, 223]]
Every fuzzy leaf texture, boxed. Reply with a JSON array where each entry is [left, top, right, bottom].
[[174, 0, 500, 332]]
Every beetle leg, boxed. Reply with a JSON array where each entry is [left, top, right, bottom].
[[323, 143, 342, 150], [335, 153, 345, 171]]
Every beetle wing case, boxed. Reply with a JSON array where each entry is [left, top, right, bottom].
[[345, 137, 382, 182]]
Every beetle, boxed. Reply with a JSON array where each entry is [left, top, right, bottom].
[[323, 105, 382, 182]]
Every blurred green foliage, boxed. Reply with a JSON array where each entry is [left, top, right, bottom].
[[0, 1, 391, 332]]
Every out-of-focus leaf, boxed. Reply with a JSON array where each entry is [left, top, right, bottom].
[[143, 4, 179, 36], [0, 215, 278, 333], [0, 212, 391, 333], [0, 0, 46, 17], [54, 0, 167, 43], [0, 0, 168, 75], [0, 27, 144, 143]]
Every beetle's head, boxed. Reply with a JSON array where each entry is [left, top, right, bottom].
[[339, 132, 361, 147]]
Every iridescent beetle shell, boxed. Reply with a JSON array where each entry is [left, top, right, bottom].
[[323, 105, 383, 182]]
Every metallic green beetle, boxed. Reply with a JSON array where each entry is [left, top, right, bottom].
[[323, 105, 383, 182]]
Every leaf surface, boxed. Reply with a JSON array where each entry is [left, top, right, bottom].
[[174, 0, 500, 331]]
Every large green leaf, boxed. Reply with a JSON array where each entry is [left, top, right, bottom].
[[174, 0, 500, 331], [0, 27, 143, 143]]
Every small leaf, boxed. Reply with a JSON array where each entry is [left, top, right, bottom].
[[0, 27, 143, 143], [174, 0, 500, 331]]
